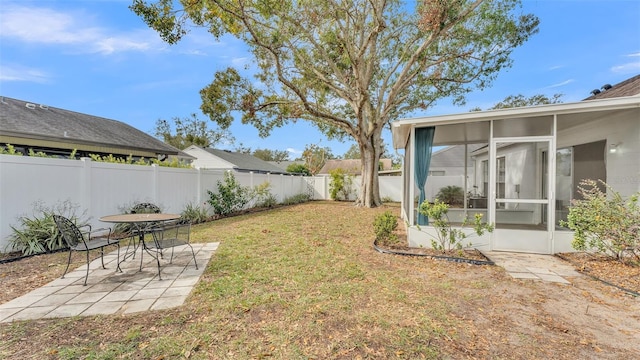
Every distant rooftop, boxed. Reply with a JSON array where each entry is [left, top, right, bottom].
[[583, 74, 640, 100]]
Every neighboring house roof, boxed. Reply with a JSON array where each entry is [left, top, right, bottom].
[[318, 159, 393, 175], [184, 146, 291, 174], [583, 74, 640, 100], [0, 96, 186, 159]]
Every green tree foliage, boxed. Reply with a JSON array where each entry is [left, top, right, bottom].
[[132, 0, 539, 207], [286, 163, 312, 176], [300, 144, 335, 175], [154, 113, 234, 150], [252, 148, 290, 162], [343, 144, 361, 159], [470, 93, 563, 111]]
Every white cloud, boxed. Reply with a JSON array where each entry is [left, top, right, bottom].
[[611, 61, 640, 73], [627, 52, 640, 57], [287, 147, 302, 155], [0, 4, 159, 55], [547, 79, 574, 88], [0, 64, 50, 83], [548, 65, 564, 71], [231, 57, 251, 67]]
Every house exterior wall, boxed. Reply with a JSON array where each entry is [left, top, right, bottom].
[[183, 146, 235, 169], [557, 108, 640, 196]]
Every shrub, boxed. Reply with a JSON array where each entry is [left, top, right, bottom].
[[282, 193, 311, 205], [329, 168, 354, 201], [418, 199, 494, 253], [253, 182, 278, 208], [381, 196, 395, 203], [0, 144, 22, 156], [435, 185, 464, 206], [373, 211, 399, 245], [9, 200, 87, 255], [181, 202, 211, 224], [561, 179, 639, 265], [207, 172, 251, 216], [286, 163, 311, 176]]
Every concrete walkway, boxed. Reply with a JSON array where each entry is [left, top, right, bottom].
[[0, 242, 218, 323], [483, 251, 582, 284]]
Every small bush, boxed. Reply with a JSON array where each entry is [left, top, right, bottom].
[[207, 172, 251, 216], [373, 211, 399, 245], [282, 193, 311, 205], [419, 199, 493, 253], [253, 182, 278, 208], [561, 179, 639, 265], [9, 200, 87, 255], [435, 185, 464, 206], [181, 202, 211, 224], [286, 163, 311, 176], [329, 168, 354, 201]]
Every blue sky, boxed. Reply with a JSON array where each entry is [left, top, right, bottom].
[[1, 0, 639, 158]]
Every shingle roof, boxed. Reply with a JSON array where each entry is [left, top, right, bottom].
[[0, 96, 181, 156], [203, 148, 291, 174], [583, 74, 640, 100]]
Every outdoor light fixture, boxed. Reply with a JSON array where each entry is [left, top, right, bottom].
[[609, 142, 621, 154]]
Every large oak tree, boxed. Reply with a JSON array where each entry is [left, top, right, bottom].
[[132, 0, 539, 207]]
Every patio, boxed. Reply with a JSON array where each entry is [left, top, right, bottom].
[[0, 242, 219, 323]]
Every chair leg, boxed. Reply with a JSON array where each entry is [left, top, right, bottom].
[[139, 244, 144, 271], [154, 250, 162, 280], [100, 247, 106, 269], [61, 249, 73, 279], [84, 251, 90, 286], [189, 245, 198, 270], [116, 244, 122, 273]]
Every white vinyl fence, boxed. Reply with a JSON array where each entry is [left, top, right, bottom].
[[0, 155, 402, 252]]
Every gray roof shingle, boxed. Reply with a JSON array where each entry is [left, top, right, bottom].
[[203, 148, 291, 174], [0, 96, 181, 156], [583, 74, 640, 100]]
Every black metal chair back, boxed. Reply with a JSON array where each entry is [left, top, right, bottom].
[[131, 203, 161, 214], [53, 214, 84, 248], [52, 214, 121, 285]]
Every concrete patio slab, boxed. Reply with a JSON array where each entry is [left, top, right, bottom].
[[483, 251, 582, 285], [0, 242, 219, 323]]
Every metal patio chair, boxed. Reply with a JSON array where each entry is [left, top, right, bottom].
[[120, 203, 162, 259], [53, 215, 123, 286], [146, 219, 198, 280]]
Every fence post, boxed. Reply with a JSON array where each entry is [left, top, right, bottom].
[[197, 168, 203, 206], [152, 164, 159, 205], [80, 157, 92, 217]]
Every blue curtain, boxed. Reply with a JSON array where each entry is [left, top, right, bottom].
[[414, 127, 435, 225]]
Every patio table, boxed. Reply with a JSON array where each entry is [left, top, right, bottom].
[[99, 213, 180, 278]]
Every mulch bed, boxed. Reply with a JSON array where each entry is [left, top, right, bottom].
[[556, 252, 640, 295]]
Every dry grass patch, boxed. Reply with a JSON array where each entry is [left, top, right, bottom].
[[1, 201, 639, 359]]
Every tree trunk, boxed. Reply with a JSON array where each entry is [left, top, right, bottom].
[[357, 136, 382, 208]]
